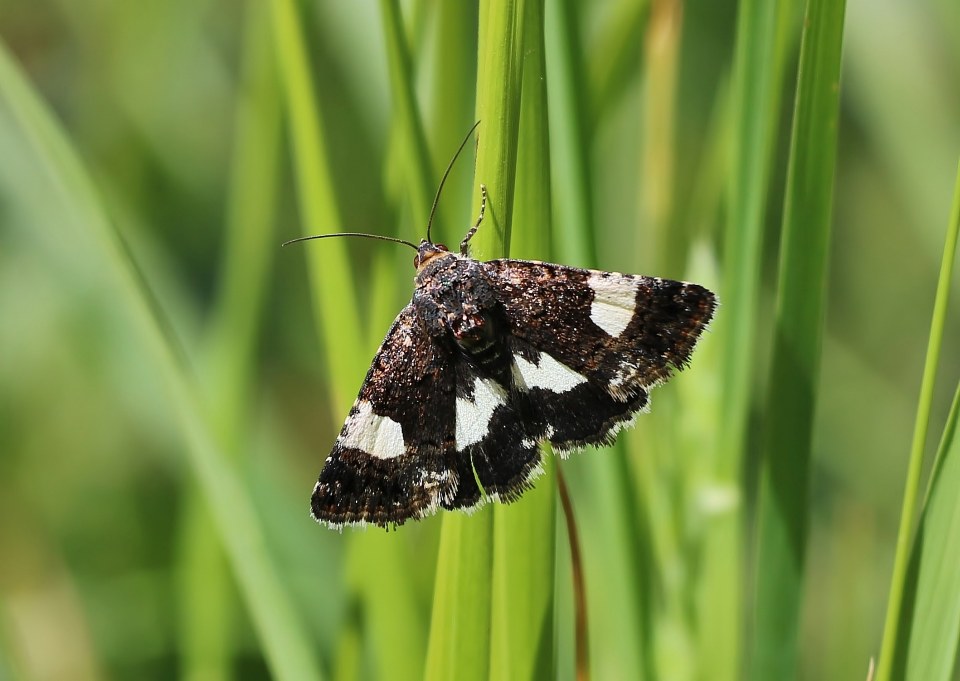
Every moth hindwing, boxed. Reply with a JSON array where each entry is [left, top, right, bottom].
[[309, 235, 717, 529]]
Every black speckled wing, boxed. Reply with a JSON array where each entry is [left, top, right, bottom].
[[483, 259, 716, 453], [310, 305, 463, 528], [310, 252, 716, 529], [311, 303, 541, 528]]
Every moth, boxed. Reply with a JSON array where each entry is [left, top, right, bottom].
[[288, 126, 717, 529]]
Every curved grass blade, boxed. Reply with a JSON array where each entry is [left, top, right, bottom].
[[903, 380, 960, 681], [877, 159, 960, 681], [270, 0, 365, 404], [0, 39, 323, 681]]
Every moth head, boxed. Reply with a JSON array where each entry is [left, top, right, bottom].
[[414, 241, 451, 270]]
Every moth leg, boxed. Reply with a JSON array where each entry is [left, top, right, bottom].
[[459, 183, 487, 255]]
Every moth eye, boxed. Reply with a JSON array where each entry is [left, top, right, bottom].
[[413, 254, 420, 268], [436, 243, 448, 251]]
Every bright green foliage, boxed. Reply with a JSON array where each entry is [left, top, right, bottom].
[[1, 1, 959, 680], [0, 32, 324, 681]]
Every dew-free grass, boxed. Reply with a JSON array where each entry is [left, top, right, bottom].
[[2, 1, 959, 680]]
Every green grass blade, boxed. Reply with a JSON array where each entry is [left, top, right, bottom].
[[472, 0, 526, 258], [710, 0, 793, 676], [544, 0, 596, 266], [490, 470, 556, 681], [489, 2, 555, 679], [877, 159, 960, 681], [718, 0, 790, 486], [686, 84, 737, 681], [0, 39, 323, 681], [333, 6, 442, 680], [424, 513, 494, 681], [639, 0, 682, 274], [178, 5, 282, 678], [345, 532, 429, 681], [425, 2, 526, 678], [426, 2, 478, 242], [270, 0, 365, 403], [545, 2, 655, 679], [268, 8, 415, 675], [587, 0, 650, 129], [508, 0, 551, 263], [904, 381, 960, 681], [380, 0, 434, 228], [750, 0, 847, 676], [202, 6, 282, 413]]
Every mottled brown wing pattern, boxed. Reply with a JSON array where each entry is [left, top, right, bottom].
[[310, 254, 716, 529], [310, 305, 462, 527], [481, 259, 716, 453], [485, 259, 716, 398]]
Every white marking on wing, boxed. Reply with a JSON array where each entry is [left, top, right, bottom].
[[512, 352, 588, 392], [607, 361, 641, 399], [416, 468, 451, 493], [588, 272, 640, 337], [521, 426, 554, 450], [338, 399, 406, 459], [456, 376, 507, 450]]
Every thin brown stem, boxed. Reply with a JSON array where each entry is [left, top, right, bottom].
[[557, 466, 590, 681]]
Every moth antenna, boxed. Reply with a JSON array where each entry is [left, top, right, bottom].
[[459, 184, 487, 255], [282, 232, 419, 251], [426, 120, 481, 244]]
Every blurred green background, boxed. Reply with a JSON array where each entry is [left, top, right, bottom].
[[1, 0, 959, 680]]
